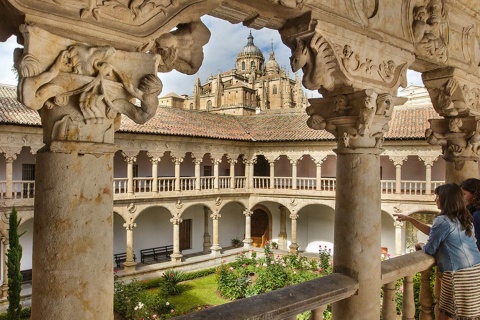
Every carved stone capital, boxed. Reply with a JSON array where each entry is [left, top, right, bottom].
[[423, 68, 480, 117], [123, 218, 136, 231], [243, 210, 253, 217], [418, 155, 439, 167], [1, 148, 19, 162], [289, 212, 299, 220], [426, 117, 480, 163], [170, 217, 182, 225], [121, 151, 137, 164], [287, 155, 303, 164], [17, 25, 163, 146], [172, 157, 184, 165], [226, 156, 237, 165], [193, 158, 203, 165], [394, 221, 404, 228], [280, 13, 414, 94], [210, 211, 221, 220], [389, 156, 408, 167], [307, 90, 407, 149]]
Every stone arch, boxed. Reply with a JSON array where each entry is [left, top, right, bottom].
[[18, 217, 33, 273], [113, 211, 127, 257], [296, 203, 335, 254], [218, 200, 246, 248], [250, 203, 273, 247]]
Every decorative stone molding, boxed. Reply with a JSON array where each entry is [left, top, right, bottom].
[[306, 90, 407, 149], [280, 13, 415, 94], [411, 0, 449, 63]]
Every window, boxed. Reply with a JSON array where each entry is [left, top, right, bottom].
[[251, 61, 255, 69], [241, 61, 245, 70], [180, 219, 192, 250], [189, 103, 193, 110], [203, 166, 212, 176], [207, 100, 212, 110], [273, 85, 278, 95]]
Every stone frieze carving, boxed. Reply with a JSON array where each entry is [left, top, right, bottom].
[[280, 16, 413, 94], [16, 25, 164, 145], [423, 74, 480, 117], [411, 0, 448, 63], [80, 0, 175, 23]]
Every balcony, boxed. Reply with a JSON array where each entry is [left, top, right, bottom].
[[0, 177, 443, 205]]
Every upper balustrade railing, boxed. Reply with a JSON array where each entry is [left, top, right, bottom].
[[0, 177, 444, 201], [173, 251, 436, 320]]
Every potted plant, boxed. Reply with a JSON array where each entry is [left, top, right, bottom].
[[231, 237, 242, 248]]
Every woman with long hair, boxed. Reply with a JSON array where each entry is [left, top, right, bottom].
[[395, 183, 480, 320], [460, 178, 480, 251]]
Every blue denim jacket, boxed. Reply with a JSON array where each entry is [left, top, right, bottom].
[[423, 215, 480, 272]]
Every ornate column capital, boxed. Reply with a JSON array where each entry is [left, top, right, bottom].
[[193, 158, 203, 165], [394, 221, 404, 228], [389, 156, 408, 167], [289, 212, 299, 220], [418, 155, 439, 167], [123, 217, 136, 231], [147, 152, 162, 164], [211, 158, 222, 165], [226, 156, 237, 165], [425, 117, 480, 166], [243, 210, 253, 217], [306, 90, 408, 150], [313, 155, 328, 166], [121, 151, 137, 164], [242, 156, 257, 166], [287, 155, 303, 164], [210, 211, 221, 220], [170, 216, 183, 225], [16, 25, 165, 147], [172, 157, 184, 165]]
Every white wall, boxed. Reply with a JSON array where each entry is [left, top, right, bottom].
[[19, 218, 33, 270]]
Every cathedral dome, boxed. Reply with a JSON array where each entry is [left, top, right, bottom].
[[237, 32, 264, 60], [265, 44, 280, 74]]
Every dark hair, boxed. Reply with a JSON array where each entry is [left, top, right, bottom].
[[435, 183, 473, 237], [460, 178, 480, 209]]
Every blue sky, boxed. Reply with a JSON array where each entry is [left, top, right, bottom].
[[0, 15, 423, 97]]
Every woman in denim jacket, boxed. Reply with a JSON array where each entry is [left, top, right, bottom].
[[395, 183, 480, 320]]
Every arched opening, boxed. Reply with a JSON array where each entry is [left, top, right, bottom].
[[251, 208, 270, 248]]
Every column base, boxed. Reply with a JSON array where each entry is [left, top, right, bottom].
[[289, 243, 299, 254], [243, 239, 252, 249], [210, 246, 222, 256], [123, 261, 137, 273], [1, 284, 8, 299], [170, 253, 183, 263]]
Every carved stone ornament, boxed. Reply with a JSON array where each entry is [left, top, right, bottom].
[[3, 0, 214, 53], [426, 117, 480, 163], [423, 72, 480, 117], [306, 89, 407, 149], [411, 0, 449, 63], [16, 25, 163, 146], [280, 13, 415, 94]]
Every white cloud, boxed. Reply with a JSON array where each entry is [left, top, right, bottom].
[[0, 35, 18, 86]]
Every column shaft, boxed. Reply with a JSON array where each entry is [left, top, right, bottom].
[[316, 164, 322, 191], [445, 161, 479, 184], [333, 152, 381, 320], [5, 159, 13, 199], [174, 161, 181, 191], [152, 161, 158, 193], [425, 165, 432, 195], [32, 149, 113, 319], [395, 165, 402, 194], [127, 161, 134, 194]]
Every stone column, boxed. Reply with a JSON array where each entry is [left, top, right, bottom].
[[194, 159, 202, 191], [3, 152, 17, 200], [289, 212, 299, 253], [423, 70, 480, 184], [243, 209, 253, 249], [147, 152, 162, 193], [122, 152, 137, 195], [289, 157, 300, 190], [203, 206, 212, 253], [210, 210, 222, 256], [314, 157, 327, 191], [123, 217, 137, 272], [212, 158, 221, 190], [170, 214, 183, 263], [269, 160, 275, 189], [278, 206, 288, 250], [228, 157, 237, 190], [394, 220, 404, 256], [1, 237, 7, 299], [243, 156, 256, 189], [419, 156, 438, 195], [173, 157, 183, 192], [13, 24, 165, 319], [389, 156, 406, 194]]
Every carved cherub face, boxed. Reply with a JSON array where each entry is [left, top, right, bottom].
[[334, 95, 348, 108], [364, 96, 375, 109], [342, 45, 353, 58]]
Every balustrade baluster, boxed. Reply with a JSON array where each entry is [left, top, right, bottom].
[[382, 281, 397, 320], [310, 305, 327, 319], [419, 267, 433, 320], [402, 275, 415, 320]]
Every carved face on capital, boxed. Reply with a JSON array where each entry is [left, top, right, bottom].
[[342, 45, 353, 58], [413, 6, 428, 22], [426, 0, 443, 25]]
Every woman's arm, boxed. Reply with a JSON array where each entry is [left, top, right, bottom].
[[393, 214, 431, 235]]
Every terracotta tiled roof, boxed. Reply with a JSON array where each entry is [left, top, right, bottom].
[[0, 84, 439, 142], [0, 84, 41, 126]]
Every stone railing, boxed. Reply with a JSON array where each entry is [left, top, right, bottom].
[[173, 251, 435, 320], [0, 177, 445, 201]]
